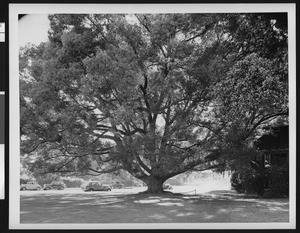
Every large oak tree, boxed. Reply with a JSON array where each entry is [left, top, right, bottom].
[[20, 13, 288, 193]]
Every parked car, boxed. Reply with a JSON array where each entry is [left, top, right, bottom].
[[83, 182, 111, 192], [163, 184, 172, 190], [20, 181, 42, 191], [111, 181, 125, 189], [43, 181, 66, 190]]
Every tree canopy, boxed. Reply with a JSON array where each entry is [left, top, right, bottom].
[[20, 13, 288, 193]]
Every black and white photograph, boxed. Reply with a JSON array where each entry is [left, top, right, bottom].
[[9, 3, 296, 230]]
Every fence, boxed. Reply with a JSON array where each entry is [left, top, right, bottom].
[[181, 189, 197, 195]]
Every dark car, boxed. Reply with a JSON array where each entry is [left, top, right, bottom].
[[43, 181, 66, 190], [111, 181, 125, 189], [84, 182, 111, 192], [163, 184, 172, 190]]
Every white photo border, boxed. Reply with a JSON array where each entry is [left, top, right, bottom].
[[9, 3, 296, 230]]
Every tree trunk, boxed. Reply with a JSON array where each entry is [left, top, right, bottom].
[[144, 176, 165, 194]]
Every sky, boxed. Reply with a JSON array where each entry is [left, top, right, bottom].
[[18, 14, 50, 48], [17, 14, 136, 48]]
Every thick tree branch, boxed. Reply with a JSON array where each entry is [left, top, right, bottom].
[[185, 23, 214, 42]]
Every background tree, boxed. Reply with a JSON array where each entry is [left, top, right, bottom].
[[209, 14, 289, 197], [212, 13, 288, 170], [20, 13, 288, 193]]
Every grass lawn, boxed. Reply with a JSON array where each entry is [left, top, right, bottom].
[[20, 187, 289, 224]]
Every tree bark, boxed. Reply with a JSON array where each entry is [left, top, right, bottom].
[[144, 176, 166, 194]]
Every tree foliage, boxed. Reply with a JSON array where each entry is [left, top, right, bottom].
[[211, 13, 288, 172], [20, 13, 288, 193]]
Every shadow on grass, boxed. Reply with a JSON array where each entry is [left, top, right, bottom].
[[20, 189, 289, 224]]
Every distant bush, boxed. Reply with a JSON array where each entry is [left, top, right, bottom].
[[165, 179, 184, 185], [34, 174, 60, 187], [20, 178, 31, 185], [61, 179, 83, 188]]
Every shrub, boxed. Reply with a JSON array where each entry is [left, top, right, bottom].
[[231, 171, 261, 195], [231, 164, 288, 197], [264, 165, 289, 197]]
